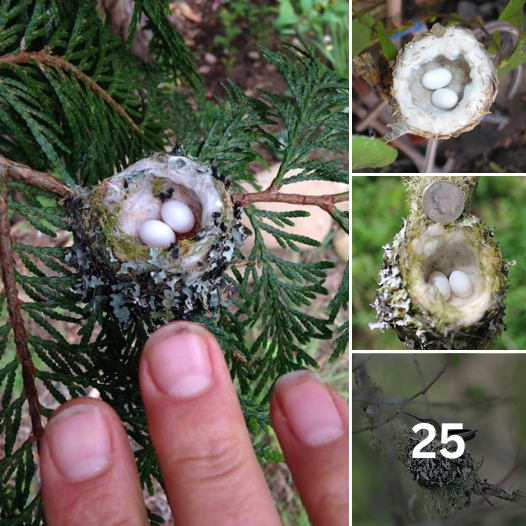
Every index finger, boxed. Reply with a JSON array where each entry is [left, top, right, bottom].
[[139, 321, 281, 526]]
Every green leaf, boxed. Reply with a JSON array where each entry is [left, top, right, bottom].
[[499, 0, 526, 28], [494, 30, 502, 49], [377, 20, 398, 61], [446, 12, 463, 25], [352, 136, 397, 170], [352, 13, 375, 58], [274, 0, 299, 28], [487, 30, 501, 54], [497, 31, 526, 78]]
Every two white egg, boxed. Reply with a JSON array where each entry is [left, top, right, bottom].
[[421, 68, 458, 110], [428, 270, 473, 300], [139, 200, 196, 248]]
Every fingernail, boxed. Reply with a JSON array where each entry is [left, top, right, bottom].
[[46, 405, 112, 481], [147, 330, 213, 399], [276, 371, 344, 447]]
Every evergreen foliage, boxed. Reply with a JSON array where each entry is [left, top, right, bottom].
[[0, 1, 348, 522]]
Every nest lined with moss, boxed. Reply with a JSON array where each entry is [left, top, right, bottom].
[[67, 153, 246, 325], [369, 176, 514, 350]]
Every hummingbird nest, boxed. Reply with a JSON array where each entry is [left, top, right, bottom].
[[405, 437, 483, 520], [369, 176, 514, 350], [387, 23, 498, 141], [368, 416, 483, 521], [67, 153, 247, 326]]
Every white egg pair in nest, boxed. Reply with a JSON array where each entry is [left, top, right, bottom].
[[421, 68, 458, 110], [427, 270, 473, 301], [139, 200, 196, 248]]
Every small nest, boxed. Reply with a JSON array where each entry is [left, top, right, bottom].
[[67, 153, 247, 325], [387, 24, 498, 141]]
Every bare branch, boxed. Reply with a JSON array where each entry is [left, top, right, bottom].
[[481, 482, 526, 507], [234, 189, 348, 213], [352, 353, 375, 372], [0, 155, 73, 198], [353, 353, 453, 434]]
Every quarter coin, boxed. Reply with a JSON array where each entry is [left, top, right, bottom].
[[422, 181, 464, 223]]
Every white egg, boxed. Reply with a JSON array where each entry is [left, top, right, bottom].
[[161, 200, 195, 234], [428, 271, 451, 301], [421, 68, 452, 90], [449, 270, 473, 298], [139, 219, 176, 248], [431, 88, 459, 110]]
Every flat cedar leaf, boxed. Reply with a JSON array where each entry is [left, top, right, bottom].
[[499, 0, 526, 28], [377, 20, 398, 61], [352, 13, 375, 58], [352, 136, 397, 170]]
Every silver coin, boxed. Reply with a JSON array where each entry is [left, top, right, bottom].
[[422, 181, 464, 223]]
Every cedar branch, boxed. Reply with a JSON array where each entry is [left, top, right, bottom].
[[1, 155, 350, 215], [0, 167, 44, 442], [0, 50, 142, 134], [233, 190, 348, 214]]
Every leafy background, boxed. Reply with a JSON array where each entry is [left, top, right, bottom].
[[352, 176, 526, 350], [353, 353, 526, 526], [0, 0, 349, 523]]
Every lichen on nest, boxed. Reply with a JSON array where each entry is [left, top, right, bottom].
[[369, 177, 515, 350], [368, 415, 483, 521], [66, 153, 247, 326]]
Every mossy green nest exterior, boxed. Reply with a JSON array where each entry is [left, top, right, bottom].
[[369, 177, 514, 350], [67, 153, 246, 325]]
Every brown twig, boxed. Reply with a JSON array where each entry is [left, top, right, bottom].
[[0, 50, 142, 135], [481, 482, 526, 507], [0, 167, 44, 442], [233, 190, 348, 214], [0, 154, 73, 198], [352, 353, 375, 373], [352, 353, 453, 434], [0, 153, 349, 214]]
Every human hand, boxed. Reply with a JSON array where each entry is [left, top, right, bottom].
[[40, 321, 349, 525]]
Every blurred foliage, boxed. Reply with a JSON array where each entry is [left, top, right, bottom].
[[352, 353, 526, 525], [352, 176, 526, 350]]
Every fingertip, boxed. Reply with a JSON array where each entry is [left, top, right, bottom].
[[270, 371, 349, 526], [138, 321, 281, 525], [272, 370, 346, 447], [43, 399, 112, 482], [40, 398, 148, 525]]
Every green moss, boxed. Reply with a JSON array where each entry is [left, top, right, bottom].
[[402, 176, 480, 220], [369, 417, 413, 464], [151, 177, 166, 197]]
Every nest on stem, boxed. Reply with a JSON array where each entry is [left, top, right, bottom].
[[386, 23, 498, 142], [369, 176, 514, 350], [67, 153, 247, 326]]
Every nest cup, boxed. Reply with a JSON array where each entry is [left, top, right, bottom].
[[68, 153, 247, 325], [388, 23, 498, 140]]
